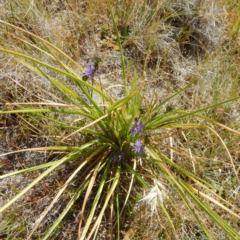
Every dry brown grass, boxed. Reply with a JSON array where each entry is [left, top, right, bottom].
[[0, 0, 240, 239]]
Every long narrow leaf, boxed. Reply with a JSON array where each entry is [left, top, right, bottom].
[[0, 151, 79, 213], [0, 48, 110, 101], [85, 164, 121, 240], [43, 178, 90, 240]]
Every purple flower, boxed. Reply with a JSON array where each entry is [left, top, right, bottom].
[[130, 139, 145, 155], [112, 150, 125, 163], [129, 120, 144, 137], [82, 65, 95, 78]]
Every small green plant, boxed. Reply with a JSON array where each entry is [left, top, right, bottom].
[[0, 207, 27, 239], [0, 1, 240, 240]]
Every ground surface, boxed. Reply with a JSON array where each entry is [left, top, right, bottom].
[[0, 0, 240, 239]]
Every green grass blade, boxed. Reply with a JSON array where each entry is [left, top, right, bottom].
[[108, 90, 138, 112], [85, 164, 121, 240], [43, 178, 90, 240], [115, 185, 120, 240], [0, 108, 94, 120], [148, 96, 240, 128], [106, 0, 127, 94], [180, 181, 240, 239], [0, 151, 79, 213], [0, 48, 110, 101], [80, 160, 110, 238], [0, 142, 98, 179], [152, 79, 197, 113], [123, 162, 149, 189]]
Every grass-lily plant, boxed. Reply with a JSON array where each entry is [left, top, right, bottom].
[[0, 3, 240, 239]]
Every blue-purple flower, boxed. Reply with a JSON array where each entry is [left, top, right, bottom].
[[129, 120, 144, 137], [130, 139, 145, 155], [82, 65, 95, 78], [112, 150, 126, 163]]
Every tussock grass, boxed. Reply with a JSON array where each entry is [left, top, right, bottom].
[[0, 0, 240, 239]]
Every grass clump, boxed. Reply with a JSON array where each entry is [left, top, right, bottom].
[[0, 0, 240, 239]]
